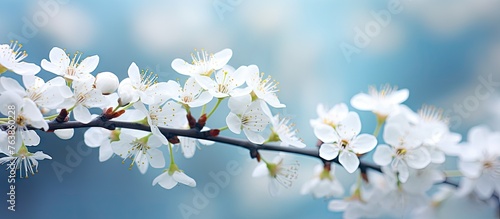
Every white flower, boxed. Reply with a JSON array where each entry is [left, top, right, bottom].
[[310, 103, 349, 128], [95, 72, 119, 95], [167, 77, 213, 108], [413, 106, 462, 162], [54, 129, 75, 140], [41, 47, 98, 81], [117, 62, 171, 105], [69, 77, 108, 123], [152, 167, 196, 189], [350, 85, 409, 118], [245, 65, 285, 108], [178, 126, 214, 159], [0, 41, 40, 75], [84, 127, 120, 162], [203, 65, 249, 98], [226, 94, 271, 144], [111, 129, 166, 174], [402, 165, 445, 194], [269, 114, 305, 148], [171, 48, 232, 88], [252, 154, 300, 196], [0, 131, 8, 155], [134, 101, 187, 145], [316, 112, 377, 173], [0, 91, 48, 147], [0, 76, 71, 109], [376, 167, 430, 216], [328, 170, 383, 219], [457, 126, 500, 199], [301, 164, 344, 198], [411, 185, 455, 219], [0, 145, 51, 178], [373, 120, 430, 183]]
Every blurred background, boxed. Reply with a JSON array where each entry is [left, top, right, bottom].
[[1, 0, 500, 218]]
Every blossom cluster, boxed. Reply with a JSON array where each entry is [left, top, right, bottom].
[[0, 42, 499, 218], [309, 86, 499, 218], [0, 43, 303, 190]]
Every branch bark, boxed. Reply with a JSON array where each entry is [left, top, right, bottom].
[[8, 116, 463, 188]]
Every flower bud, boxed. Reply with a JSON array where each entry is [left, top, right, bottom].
[[118, 86, 134, 106], [95, 72, 119, 95]]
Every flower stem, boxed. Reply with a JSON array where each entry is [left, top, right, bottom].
[[201, 104, 207, 115], [373, 115, 385, 137], [168, 142, 175, 166], [207, 98, 223, 119], [45, 107, 75, 120], [218, 126, 228, 131], [444, 170, 463, 177], [373, 122, 383, 137]]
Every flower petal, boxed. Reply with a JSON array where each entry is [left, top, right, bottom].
[[350, 93, 375, 111], [388, 89, 409, 104], [147, 148, 165, 169], [313, 124, 337, 143], [319, 144, 340, 160], [153, 172, 177, 189], [99, 141, 114, 162], [351, 134, 377, 154], [458, 160, 482, 178], [54, 129, 74, 140], [339, 151, 360, 173], [173, 171, 197, 187], [127, 62, 141, 84], [373, 144, 393, 166], [337, 112, 361, 138], [73, 104, 93, 124], [397, 161, 409, 183], [252, 163, 269, 178], [77, 55, 99, 73], [405, 147, 431, 169], [226, 112, 242, 134], [243, 129, 265, 144]]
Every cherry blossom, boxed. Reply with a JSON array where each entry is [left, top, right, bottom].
[[350, 85, 409, 119], [111, 129, 165, 174], [41, 47, 98, 82], [268, 114, 305, 148], [178, 126, 214, 159], [134, 101, 187, 144], [167, 77, 213, 108], [373, 119, 430, 182], [153, 167, 196, 189], [84, 127, 120, 162], [171, 48, 232, 88], [0, 76, 71, 109], [226, 94, 271, 144], [68, 77, 108, 123], [252, 154, 300, 196], [95, 72, 119, 95], [117, 62, 171, 105], [203, 65, 249, 98], [0, 41, 40, 76], [244, 65, 285, 108], [457, 126, 500, 199], [316, 112, 377, 173], [0, 91, 48, 147], [310, 103, 349, 128], [301, 164, 344, 198], [0, 144, 51, 178]]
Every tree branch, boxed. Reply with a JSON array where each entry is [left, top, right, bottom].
[[11, 115, 500, 210], [8, 116, 463, 188]]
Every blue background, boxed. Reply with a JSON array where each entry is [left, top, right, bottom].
[[1, 0, 500, 218]]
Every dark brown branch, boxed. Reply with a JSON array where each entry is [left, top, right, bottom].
[[6, 116, 461, 188]]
